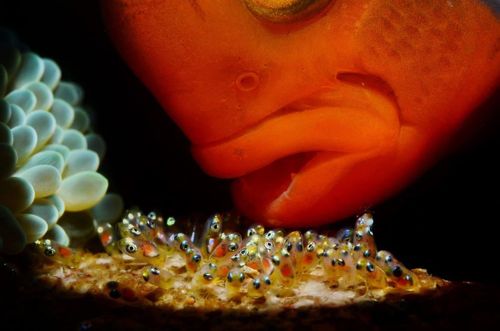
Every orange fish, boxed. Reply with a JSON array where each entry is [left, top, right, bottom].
[[102, 0, 500, 227]]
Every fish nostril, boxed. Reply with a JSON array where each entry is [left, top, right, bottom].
[[236, 72, 260, 92]]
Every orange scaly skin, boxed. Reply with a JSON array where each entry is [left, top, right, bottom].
[[102, 0, 500, 227]]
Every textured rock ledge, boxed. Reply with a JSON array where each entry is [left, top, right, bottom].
[[3, 251, 498, 331]]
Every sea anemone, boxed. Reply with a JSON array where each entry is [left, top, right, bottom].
[[0, 30, 122, 254]]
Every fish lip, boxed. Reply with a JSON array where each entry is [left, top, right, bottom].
[[197, 71, 400, 149], [192, 72, 400, 178]]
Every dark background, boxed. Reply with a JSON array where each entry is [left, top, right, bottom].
[[1, 0, 499, 283]]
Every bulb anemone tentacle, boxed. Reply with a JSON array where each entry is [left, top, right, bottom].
[[0, 30, 123, 254]]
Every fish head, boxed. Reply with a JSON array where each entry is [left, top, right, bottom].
[[103, 0, 500, 227]]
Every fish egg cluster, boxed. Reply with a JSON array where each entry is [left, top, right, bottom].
[[34, 209, 433, 298]]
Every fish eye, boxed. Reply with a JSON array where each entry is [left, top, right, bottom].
[[228, 242, 239, 252], [180, 240, 189, 251], [243, 0, 333, 23], [130, 227, 141, 236], [150, 267, 160, 275], [44, 247, 56, 257], [253, 278, 261, 289], [192, 254, 202, 263], [126, 243, 138, 254], [210, 221, 221, 232], [265, 231, 275, 240]]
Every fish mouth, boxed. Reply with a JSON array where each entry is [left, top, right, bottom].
[[192, 72, 401, 178], [191, 72, 400, 222]]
